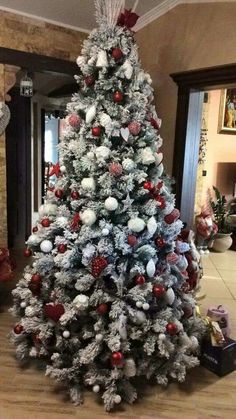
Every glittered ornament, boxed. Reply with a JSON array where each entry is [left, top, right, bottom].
[[40, 240, 53, 253], [97, 303, 109, 314], [84, 74, 96, 86], [164, 209, 180, 224], [24, 248, 32, 257], [71, 191, 79, 200], [112, 47, 123, 61], [128, 121, 141, 136], [109, 162, 123, 177], [128, 217, 145, 233], [58, 244, 67, 254], [153, 284, 166, 298], [91, 256, 108, 278], [127, 235, 137, 246], [68, 114, 81, 129], [14, 324, 24, 334], [113, 90, 123, 103], [111, 351, 124, 367], [55, 189, 64, 199], [166, 252, 179, 265], [143, 181, 154, 191], [166, 322, 178, 336], [41, 218, 50, 228], [122, 158, 135, 172], [135, 275, 145, 285], [44, 303, 65, 323], [80, 209, 96, 226], [92, 126, 102, 137]]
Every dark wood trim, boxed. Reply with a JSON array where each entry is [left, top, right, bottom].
[[0, 46, 78, 75], [170, 62, 236, 219]]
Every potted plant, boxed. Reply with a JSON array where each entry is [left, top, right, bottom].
[[210, 186, 232, 252]]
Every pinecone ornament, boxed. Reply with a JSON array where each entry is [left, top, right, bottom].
[[91, 256, 108, 278]]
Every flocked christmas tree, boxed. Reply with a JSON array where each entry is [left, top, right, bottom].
[[11, 0, 205, 411]]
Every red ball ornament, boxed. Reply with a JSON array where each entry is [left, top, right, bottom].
[[24, 248, 32, 257], [166, 322, 178, 336], [14, 324, 24, 335], [71, 191, 79, 200], [32, 226, 38, 233], [111, 351, 124, 367], [128, 121, 141, 136], [164, 209, 180, 224], [84, 74, 96, 86], [109, 162, 123, 177], [150, 118, 160, 130], [91, 256, 108, 278], [113, 90, 123, 103], [31, 274, 41, 284], [41, 218, 50, 228], [127, 235, 138, 246], [135, 275, 146, 285], [57, 244, 67, 254], [92, 126, 102, 137], [143, 181, 154, 191], [155, 237, 165, 248], [29, 274, 42, 296], [44, 303, 65, 323], [68, 114, 81, 129], [155, 195, 166, 209], [97, 303, 109, 315], [112, 47, 123, 61], [153, 284, 166, 298], [55, 189, 64, 199]]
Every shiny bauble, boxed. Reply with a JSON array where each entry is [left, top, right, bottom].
[[41, 218, 50, 228], [57, 244, 67, 254], [128, 121, 141, 136], [68, 114, 81, 129], [84, 74, 96, 86], [142, 303, 150, 311], [112, 47, 123, 61], [55, 189, 63, 199], [111, 351, 124, 367], [62, 330, 70, 339], [166, 322, 178, 336], [40, 240, 53, 253], [153, 284, 166, 298], [113, 90, 123, 103], [135, 275, 145, 285], [97, 303, 109, 315], [127, 235, 138, 246], [14, 324, 24, 334], [71, 191, 79, 200], [104, 197, 118, 211], [24, 248, 32, 257], [93, 385, 100, 393], [143, 181, 154, 191], [92, 126, 102, 137]]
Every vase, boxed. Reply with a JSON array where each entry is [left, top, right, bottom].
[[212, 233, 232, 253]]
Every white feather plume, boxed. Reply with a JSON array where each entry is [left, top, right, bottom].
[[94, 0, 125, 28]]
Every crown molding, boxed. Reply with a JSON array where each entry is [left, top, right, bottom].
[[0, 5, 90, 34], [134, 0, 236, 31]]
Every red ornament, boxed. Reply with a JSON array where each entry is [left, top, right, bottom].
[[29, 274, 42, 296], [153, 284, 166, 298], [112, 47, 123, 61], [166, 252, 179, 265], [113, 90, 123, 103], [92, 126, 102, 137], [182, 304, 193, 318], [68, 114, 81, 129], [164, 209, 180, 224], [44, 303, 65, 323], [71, 213, 81, 231], [150, 118, 160, 130], [41, 218, 50, 228], [32, 226, 38, 233], [128, 121, 141, 136], [24, 248, 32, 257], [155, 195, 166, 209], [31, 274, 41, 284], [135, 275, 145, 285], [58, 244, 67, 254], [117, 9, 139, 29], [55, 189, 64, 199], [143, 181, 154, 191], [14, 324, 24, 335], [91, 256, 108, 278], [49, 162, 61, 177], [97, 303, 109, 315], [166, 322, 178, 336], [71, 191, 79, 200], [127, 235, 138, 246], [155, 237, 165, 248], [84, 75, 96, 86], [111, 351, 124, 367]]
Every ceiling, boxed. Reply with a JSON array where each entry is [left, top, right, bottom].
[[0, 0, 162, 32]]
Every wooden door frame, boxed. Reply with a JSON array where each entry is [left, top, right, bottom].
[[170, 62, 236, 226]]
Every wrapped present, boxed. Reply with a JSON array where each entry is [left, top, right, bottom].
[[207, 305, 230, 337], [201, 337, 236, 376]]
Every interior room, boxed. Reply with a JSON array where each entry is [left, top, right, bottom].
[[0, 1, 236, 418]]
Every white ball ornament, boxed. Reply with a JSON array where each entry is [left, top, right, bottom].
[[39, 204, 57, 217], [122, 158, 135, 172], [159, 333, 166, 341], [143, 303, 150, 311], [95, 146, 110, 160], [136, 301, 143, 308], [165, 287, 175, 305], [80, 209, 97, 226], [102, 228, 109, 236], [40, 240, 53, 253], [93, 385, 100, 393], [146, 259, 156, 277], [128, 217, 145, 233], [87, 151, 95, 160], [73, 294, 89, 311], [20, 301, 27, 309], [95, 334, 104, 342], [104, 197, 118, 211], [27, 234, 41, 246], [81, 177, 96, 191], [114, 395, 122, 404], [60, 165, 66, 173], [63, 330, 70, 339]]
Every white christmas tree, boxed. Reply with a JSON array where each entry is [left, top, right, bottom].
[[11, 0, 204, 411]]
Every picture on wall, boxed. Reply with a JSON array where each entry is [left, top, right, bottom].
[[218, 88, 236, 134]]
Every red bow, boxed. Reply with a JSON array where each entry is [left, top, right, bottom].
[[117, 9, 139, 29], [71, 213, 81, 231]]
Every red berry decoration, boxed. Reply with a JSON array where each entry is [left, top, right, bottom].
[[155, 237, 165, 248], [153, 284, 166, 298], [166, 322, 178, 336], [68, 114, 81, 129], [24, 248, 32, 257], [128, 121, 141, 136], [41, 218, 50, 228], [109, 162, 123, 177], [127, 235, 138, 246], [92, 126, 102, 137], [113, 90, 123, 103], [58, 244, 67, 254], [97, 303, 109, 315], [32, 226, 38, 233], [112, 47, 123, 61], [135, 275, 146, 285], [84, 74, 95, 86], [71, 191, 79, 200], [164, 209, 180, 224], [14, 324, 24, 334], [143, 181, 154, 191], [111, 351, 124, 367], [44, 303, 65, 323], [29, 274, 42, 296], [55, 189, 63, 199], [31, 274, 41, 284], [91, 256, 108, 278]]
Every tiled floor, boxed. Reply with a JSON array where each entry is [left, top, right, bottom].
[[200, 250, 236, 339]]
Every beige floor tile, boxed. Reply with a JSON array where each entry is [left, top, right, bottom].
[[201, 255, 215, 270], [202, 268, 221, 279], [209, 251, 236, 270], [225, 283, 236, 299], [201, 280, 233, 299], [218, 269, 236, 283]]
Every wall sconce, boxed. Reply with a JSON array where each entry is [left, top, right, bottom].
[[20, 72, 33, 97]]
